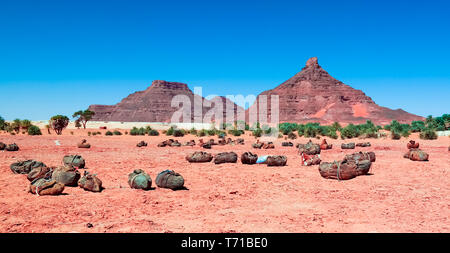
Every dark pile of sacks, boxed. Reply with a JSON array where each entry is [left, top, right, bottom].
[[185, 151, 287, 167], [0, 142, 19, 151], [403, 140, 429, 161], [319, 151, 376, 180], [10, 155, 103, 196]]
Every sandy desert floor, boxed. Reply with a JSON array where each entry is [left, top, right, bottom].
[[0, 129, 449, 233]]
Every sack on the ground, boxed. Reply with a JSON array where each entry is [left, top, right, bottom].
[[170, 140, 181, 147], [298, 140, 321, 155], [267, 156, 287, 166], [241, 152, 258, 164], [319, 159, 371, 180], [282, 142, 293, 147], [63, 155, 85, 169], [128, 169, 152, 190], [344, 151, 376, 163], [186, 151, 213, 163], [52, 165, 81, 186], [136, 141, 148, 147], [155, 170, 184, 190], [5, 143, 19, 151], [0, 142, 6, 150], [341, 143, 356, 149], [236, 138, 245, 145], [77, 139, 91, 148], [403, 149, 429, 161], [29, 178, 65, 196], [320, 139, 332, 150], [262, 142, 275, 149], [27, 166, 53, 182], [356, 142, 371, 147], [407, 140, 419, 149], [301, 153, 321, 166], [78, 171, 103, 192], [214, 152, 238, 164], [10, 160, 46, 174], [252, 142, 263, 149], [184, 140, 196, 146]]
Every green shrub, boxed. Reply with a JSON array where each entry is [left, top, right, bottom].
[[28, 125, 42, 135], [0, 115, 5, 130], [113, 130, 122, 135], [105, 131, 113, 136], [391, 130, 401, 140], [148, 129, 159, 136], [420, 129, 438, 140], [173, 129, 185, 137], [88, 131, 91, 136], [189, 128, 198, 135], [253, 128, 263, 137], [197, 129, 206, 137], [228, 129, 243, 136], [166, 126, 175, 136], [411, 121, 425, 132]]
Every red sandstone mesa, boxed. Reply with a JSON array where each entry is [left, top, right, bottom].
[[246, 57, 424, 125]]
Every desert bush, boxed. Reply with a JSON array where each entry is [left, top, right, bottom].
[[189, 128, 198, 135], [420, 128, 438, 140], [228, 129, 244, 136], [252, 128, 263, 137], [148, 129, 159, 136], [130, 127, 146, 136], [50, 115, 69, 135], [173, 129, 185, 137], [105, 131, 113, 136], [21, 119, 32, 131], [411, 121, 425, 132], [166, 126, 175, 136], [28, 125, 42, 136], [88, 131, 91, 136], [72, 110, 95, 129], [391, 130, 401, 140], [70, 131, 74, 135], [113, 130, 122, 135], [197, 129, 206, 137], [340, 124, 359, 139]]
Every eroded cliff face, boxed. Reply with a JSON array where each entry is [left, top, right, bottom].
[[88, 80, 243, 123], [89, 58, 423, 125], [246, 57, 423, 125]]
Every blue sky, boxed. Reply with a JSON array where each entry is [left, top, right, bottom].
[[0, 0, 449, 120]]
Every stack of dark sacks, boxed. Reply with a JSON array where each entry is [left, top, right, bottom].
[[137, 141, 148, 147], [77, 139, 91, 149], [214, 152, 238, 164], [5, 143, 19, 151], [298, 140, 321, 155], [155, 170, 185, 190], [404, 140, 428, 161], [241, 152, 258, 164], [158, 139, 181, 147], [186, 151, 213, 163], [128, 169, 152, 190], [356, 142, 371, 147], [341, 143, 356, 149], [183, 140, 196, 146], [282, 142, 293, 147]]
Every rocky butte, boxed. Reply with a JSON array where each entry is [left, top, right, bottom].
[[89, 58, 424, 125], [246, 57, 424, 125], [88, 80, 243, 123]]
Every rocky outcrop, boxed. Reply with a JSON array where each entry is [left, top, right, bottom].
[[89, 80, 243, 123], [246, 57, 424, 124]]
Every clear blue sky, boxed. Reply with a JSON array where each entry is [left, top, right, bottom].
[[0, 0, 449, 120]]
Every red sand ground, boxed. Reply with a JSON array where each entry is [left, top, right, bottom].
[[0, 130, 449, 233]]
